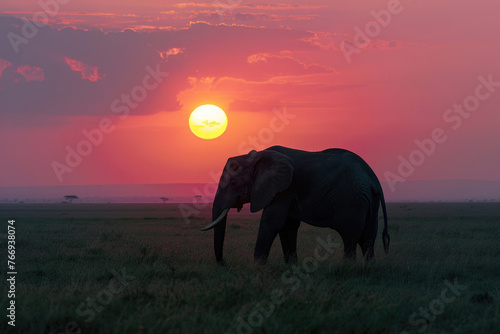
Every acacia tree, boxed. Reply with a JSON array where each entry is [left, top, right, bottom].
[[64, 195, 79, 203], [160, 197, 169, 203]]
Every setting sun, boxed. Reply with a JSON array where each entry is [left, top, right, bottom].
[[189, 104, 228, 140]]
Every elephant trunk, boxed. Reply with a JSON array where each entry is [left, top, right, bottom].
[[213, 214, 227, 265], [212, 200, 228, 265]]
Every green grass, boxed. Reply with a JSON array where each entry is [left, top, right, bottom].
[[0, 203, 499, 333]]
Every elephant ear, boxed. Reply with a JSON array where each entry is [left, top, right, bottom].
[[250, 150, 294, 212]]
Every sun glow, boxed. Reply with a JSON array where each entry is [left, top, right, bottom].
[[189, 104, 228, 139]]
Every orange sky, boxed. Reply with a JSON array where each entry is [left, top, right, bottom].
[[0, 0, 499, 189]]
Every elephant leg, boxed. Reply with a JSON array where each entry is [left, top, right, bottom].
[[336, 205, 369, 261], [338, 224, 362, 260], [359, 215, 378, 262], [254, 203, 290, 264], [334, 226, 358, 260], [279, 218, 300, 264], [342, 238, 357, 260], [254, 224, 279, 265], [359, 238, 375, 262]]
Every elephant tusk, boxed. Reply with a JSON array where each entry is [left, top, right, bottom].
[[200, 208, 229, 231]]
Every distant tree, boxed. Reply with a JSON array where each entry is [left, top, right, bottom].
[[64, 195, 79, 203], [160, 197, 169, 203], [194, 195, 203, 203]]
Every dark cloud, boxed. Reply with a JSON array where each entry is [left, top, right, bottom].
[[228, 98, 280, 112], [0, 16, 328, 116]]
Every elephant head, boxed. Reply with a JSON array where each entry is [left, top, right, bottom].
[[201, 149, 294, 264]]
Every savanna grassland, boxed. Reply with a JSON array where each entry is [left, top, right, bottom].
[[0, 202, 499, 334]]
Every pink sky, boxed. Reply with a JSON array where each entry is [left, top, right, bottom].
[[0, 0, 499, 190]]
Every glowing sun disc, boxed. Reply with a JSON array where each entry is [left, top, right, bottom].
[[189, 104, 228, 140]]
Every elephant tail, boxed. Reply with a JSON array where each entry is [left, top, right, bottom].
[[381, 193, 390, 254]]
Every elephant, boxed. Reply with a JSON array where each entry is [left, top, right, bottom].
[[201, 146, 390, 265]]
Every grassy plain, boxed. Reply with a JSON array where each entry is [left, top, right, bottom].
[[0, 203, 499, 333]]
